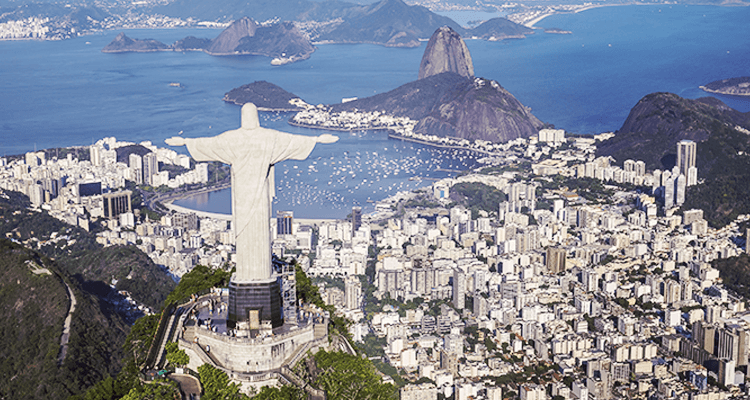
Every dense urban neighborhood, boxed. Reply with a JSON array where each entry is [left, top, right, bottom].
[[3, 126, 749, 400]]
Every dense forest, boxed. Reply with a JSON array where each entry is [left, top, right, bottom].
[[0, 239, 130, 400], [0, 190, 175, 311]]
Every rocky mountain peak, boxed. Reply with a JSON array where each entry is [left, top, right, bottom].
[[207, 16, 259, 55], [418, 26, 474, 80]]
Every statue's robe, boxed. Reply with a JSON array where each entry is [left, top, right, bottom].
[[184, 104, 316, 281]]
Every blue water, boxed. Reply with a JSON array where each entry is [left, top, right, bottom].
[[435, 10, 508, 27], [2, 5, 749, 217]]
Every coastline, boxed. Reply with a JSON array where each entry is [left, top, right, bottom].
[[699, 85, 750, 97], [386, 132, 498, 156], [287, 120, 393, 132], [164, 200, 340, 224], [525, 4, 614, 28], [289, 116, 516, 156]]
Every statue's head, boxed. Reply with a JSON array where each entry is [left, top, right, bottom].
[[241, 103, 261, 130]]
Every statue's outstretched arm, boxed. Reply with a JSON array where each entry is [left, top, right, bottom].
[[165, 137, 186, 146]]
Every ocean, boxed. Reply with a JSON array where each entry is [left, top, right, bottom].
[[1, 4, 749, 218]]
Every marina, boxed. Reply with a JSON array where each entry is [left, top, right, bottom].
[[173, 123, 482, 218]]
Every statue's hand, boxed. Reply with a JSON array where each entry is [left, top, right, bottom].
[[316, 134, 339, 144], [165, 137, 186, 146]]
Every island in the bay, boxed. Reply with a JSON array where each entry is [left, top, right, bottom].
[[700, 76, 750, 96], [544, 27, 573, 34], [222, 81, 305, 111], [99, 0, 539, 64], [102, 17, 315, 65]]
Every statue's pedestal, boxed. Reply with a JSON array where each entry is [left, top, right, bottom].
[[228, 277, 282, 328]]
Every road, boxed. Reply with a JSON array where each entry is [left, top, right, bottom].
[[58, 279, 77, 365], [143, 180, 230, 215], [170, 373, 201, 400]]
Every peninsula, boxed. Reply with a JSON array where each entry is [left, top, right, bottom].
[[700, 77, 750, 96], [289, 27, 543, 144]]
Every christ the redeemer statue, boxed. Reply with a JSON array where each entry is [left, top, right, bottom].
[[166, 103, 337, 282]]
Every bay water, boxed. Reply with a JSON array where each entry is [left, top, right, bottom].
[[1, 4, 749, 218]]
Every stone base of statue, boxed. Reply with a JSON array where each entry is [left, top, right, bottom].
[[228, 277, 283, 328]]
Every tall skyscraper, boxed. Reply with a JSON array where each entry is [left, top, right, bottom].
[[677, 140, 696, 177], [90, 144, 103, 167], [143, 152, 158, 186], [129, 153, 143, 185], [675, 174, 686, 206], [351, 206, 362, 233], [546, 247, 567, 274], [452, 269, 465, 309], [345, 275, 361, 311], [277, 211, 293, 236], [664, 176, 675, 209]]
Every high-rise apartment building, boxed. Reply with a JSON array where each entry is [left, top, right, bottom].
[[546, 247, 567, 274], [351, 206, 362, 233], [677, 140, 696, 177], [143, 152, 158, 186], [345, 275, 361, 311], [102, 190, 132, 219], [277, 211, 293, 236], [453, 269, 465, 309]]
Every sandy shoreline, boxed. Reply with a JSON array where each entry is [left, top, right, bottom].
[[525, 4, 615, 28], [699, 85, 750, 97]]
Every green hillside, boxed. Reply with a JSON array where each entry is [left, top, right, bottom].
[[0, 239, 129, 400]]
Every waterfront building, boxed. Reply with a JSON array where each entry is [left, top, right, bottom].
[[277, 211, 294, 236], [351, 206, 362, 232]]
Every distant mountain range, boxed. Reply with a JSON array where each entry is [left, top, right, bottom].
[[5, 0, 538, 48]]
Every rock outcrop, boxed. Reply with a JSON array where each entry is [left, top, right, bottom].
[[321, 27, 542, 143], [206, 16, 258, 55], [235, 22, 315, 61], [301, 0, 463, 48], [418, 26, 474, 80], [330, 71, 542, 142], [412, 75, 543, 141]]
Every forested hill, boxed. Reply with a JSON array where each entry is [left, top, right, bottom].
[[596, 92, 750, 227], [0, 238, 129, 400], [596, 92, 750, 175], [0, 190, 175, 311]]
